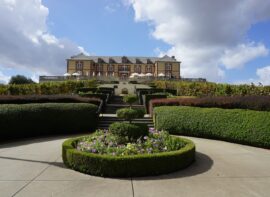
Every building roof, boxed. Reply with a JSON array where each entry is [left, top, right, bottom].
[[68, 53, 179, 63]]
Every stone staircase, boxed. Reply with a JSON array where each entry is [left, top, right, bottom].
[[98, 95, 154, 130], [97, 116, 154, 130]]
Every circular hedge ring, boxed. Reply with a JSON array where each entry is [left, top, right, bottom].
[[62, 136, 195, 177]]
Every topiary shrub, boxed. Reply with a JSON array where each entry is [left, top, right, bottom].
[[116, 108, 145, 123], [123, 94, 138, 108], [109, 122, 148, 142]]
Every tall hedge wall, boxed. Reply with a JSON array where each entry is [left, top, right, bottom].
[[0, 103, 98, 140], [154, 106, 270, 148]]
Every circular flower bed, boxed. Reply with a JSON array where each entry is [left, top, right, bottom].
[[62, 128, 195, 177]]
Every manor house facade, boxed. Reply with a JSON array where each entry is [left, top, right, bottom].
[[67, 53, 181, 79]]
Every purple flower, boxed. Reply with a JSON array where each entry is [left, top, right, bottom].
[[91, 149, 97, 153], [149, 128, 155, 133], [143, 136, 148, 140]]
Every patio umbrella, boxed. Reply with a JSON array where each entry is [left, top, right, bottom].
[[72, 72, 80, 76], [129, 75, 135, 78], [139, 73, 145, 77], [64, 73, 71, 77], [131, 72, 139, 76], [93, 72, 95, 76], [158, 73, 165, 77], [98, 72, 101, 76], [146, 73, 153, 77]]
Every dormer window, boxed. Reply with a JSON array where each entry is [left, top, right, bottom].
[[122, 56, 128, 64]]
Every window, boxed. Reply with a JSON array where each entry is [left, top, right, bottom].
[[146, 65, 152, 73], [97, 64, 103, 72], [134, 65, 141, 73], [76, 61, 83, 71], [165, 63, 172, 70], [108, 64, 114, 72], [119, 65, 129, 72]]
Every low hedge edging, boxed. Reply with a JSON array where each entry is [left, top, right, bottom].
[[154, 106, 270, 148], [0, 103, 98, 140], [62, 135, 195, 177]]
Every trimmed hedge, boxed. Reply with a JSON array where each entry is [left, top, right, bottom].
[[154, 106, 270, 148], [0, 95, 103, 114], [116, 108, 145, 122], [109, 122, 148, 141], [149, 96, 270, 115], [62, 135, 195, 177], [0, 103, 98, 140]]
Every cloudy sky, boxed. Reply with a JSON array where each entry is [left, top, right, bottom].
[[0, 0, 270, 84]]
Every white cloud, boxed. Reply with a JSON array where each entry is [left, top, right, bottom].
[[221, 43, 269, 69], [256, 66, 270, 85], [126, 0, 270, 81], [0, 0, 87, 78], [0, 71, 10, 84]]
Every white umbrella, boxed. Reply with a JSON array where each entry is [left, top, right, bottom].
[[93, 72, 95, 76], [158, 73, 165, 77], [72, 72, 80, 76], [131, 72, 139, 76], [129, 75, 135, 78], [139, 73, 145, 77], [64, 73, 71, 77], [112, 72, 115, 76], [146, 73, 153, 76], [98, 72, 101, 76]]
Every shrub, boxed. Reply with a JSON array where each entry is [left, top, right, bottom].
[[0, 103, 98, 140], [0, 95, 103, 114], [62, 135, 195, 177], [149, 95, 270, 115], [116, 108, 145, 123], [154, 106, 270, 148], [0, 80, 96, 95], [154, 80, 270, 96], [9, 75, 35, 85], [123, 94, 138, 108], [109, 122, 149, 141]]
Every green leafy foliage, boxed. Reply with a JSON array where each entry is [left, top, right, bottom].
[[123, 94, 138, 107], [109, 122, 148, 141], [116, 108, 145, 123], [154, 106, 270, 148], [9, 75, 35, 85], [0, 103, 98, 140], [62, 135, 195, 177], [154, 81, 270, 96], [0, 80, 96, 95]]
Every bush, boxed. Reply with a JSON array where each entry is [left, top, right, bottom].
[[123, 94, 138, 107], [109, 122, 149, 141], [0, 95, 103, 114], [154, 80, 270, 96], [116, 108, 145, 123], [154, 106, 270, 148], [62, 135, 195, 177], [0, 80, 96, 95], [0, 103, 98, 140], [149, 95, 270, 115]]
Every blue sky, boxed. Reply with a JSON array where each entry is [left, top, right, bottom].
[[0, 0, 270, 84]]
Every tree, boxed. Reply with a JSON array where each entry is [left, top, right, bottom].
[[9, 75, 35, 85], [123, 94, 138, 108]]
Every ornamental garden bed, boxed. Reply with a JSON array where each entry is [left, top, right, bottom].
[[62, 94, 195, 177]]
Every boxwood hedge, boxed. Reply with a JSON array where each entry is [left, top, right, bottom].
[[154, 106, 270, 148], [0, 103, 98, 140], [62, 135, 195, 177]]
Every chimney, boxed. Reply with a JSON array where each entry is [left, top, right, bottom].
[[171, 56, 175, 59]]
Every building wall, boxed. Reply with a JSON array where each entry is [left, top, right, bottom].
[[67, 60, 180, 78]]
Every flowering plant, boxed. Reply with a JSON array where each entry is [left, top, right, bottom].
[[77, 128, 186, 156]]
